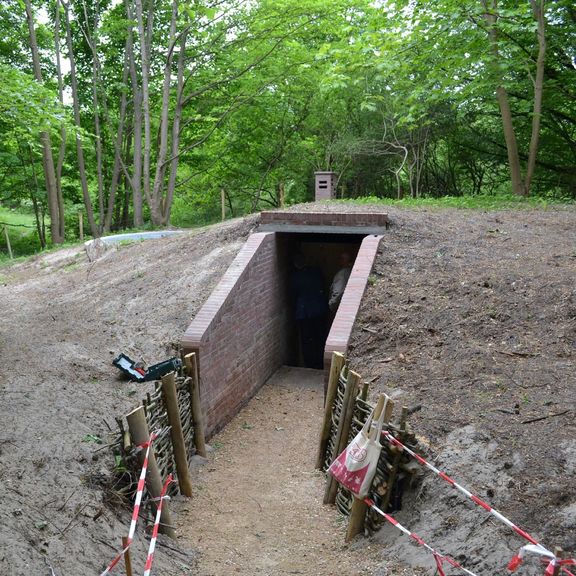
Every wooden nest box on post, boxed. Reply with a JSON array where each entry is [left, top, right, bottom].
[[314, 171, 337, 201]]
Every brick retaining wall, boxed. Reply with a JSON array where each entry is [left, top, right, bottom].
[[181, 232, 290, 436], [324, 235, 383, 366]]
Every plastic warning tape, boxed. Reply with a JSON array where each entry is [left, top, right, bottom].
[[365, 498, 478, 576], [142, 474, 174, 576], [509, 543, 576, 576], [381, 431, 575, 576], [100, 433, 158, 576]]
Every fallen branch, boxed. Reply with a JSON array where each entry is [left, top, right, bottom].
[[521, 410, 570, 424], [496, 349, 539, 358]]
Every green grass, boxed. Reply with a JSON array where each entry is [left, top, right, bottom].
[[0, 207, 36, 227], [0, 207, 41, 262], [330, 193, 575, 211]]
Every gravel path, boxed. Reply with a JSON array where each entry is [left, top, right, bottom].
[[175, 366, 388, 576]]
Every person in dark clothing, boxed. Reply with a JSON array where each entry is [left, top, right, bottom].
[[290, 254, 328, 369]]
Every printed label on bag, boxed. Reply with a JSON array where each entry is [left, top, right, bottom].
[[349, 443, 367, 463]]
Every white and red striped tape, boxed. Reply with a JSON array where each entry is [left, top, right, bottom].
[[100, 433, 158, 576], [508, 544, 576, 575], [143, 474, 174, 576], [365, 498, 478, 576], [380, 430, 575, 576]]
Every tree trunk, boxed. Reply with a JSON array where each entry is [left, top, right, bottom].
[[21, 143, 46, 249], [104, 49, 130, 232], [54, 0, 66, 241], [525, 0, 546, 192], [135, 0, 156, 222], [163, 27, 188, 226], [126, 0, 143, 226], [63, 2, 99, 237], [24, 0, 64, 244], [152, 0, 177, 225], [482, 0, 527, 196]]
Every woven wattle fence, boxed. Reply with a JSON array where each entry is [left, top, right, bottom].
[[317, 352, 419, 538], [112, 354, 206, 505]]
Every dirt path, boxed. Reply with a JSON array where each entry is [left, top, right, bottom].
[[175, 367, 386, 576]]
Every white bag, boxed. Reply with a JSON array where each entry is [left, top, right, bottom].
[[328, 396, 387, 498]]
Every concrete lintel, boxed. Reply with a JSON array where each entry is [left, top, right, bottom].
[[258, 224, 388, 235]]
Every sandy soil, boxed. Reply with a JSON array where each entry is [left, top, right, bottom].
[[1, 204, 574, 576], [175, 367, 386, 576], [0, 216, 257, 575], [348, 206, 576, 575]]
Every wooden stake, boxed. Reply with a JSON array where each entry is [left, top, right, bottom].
[[78, 211, 84, 242], [379, 406, 407, 516], [122, 536, 133, 576], [161, 372, 193, 497], [316, 352, 345, 469], [183, 353, 207, 457], [346, 497, 368, 542], [552, 547, 564, 576], [126, 406, 176, 539], [221, 188, 226, 221], [3, 227, 13, 260], [345, 394, 393, 542], [324, 369, 361, 504]]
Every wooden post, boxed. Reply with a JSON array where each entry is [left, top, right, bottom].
[[344, 394, 387, 541], [126, 406, 176, 539], [324, 369, 361, 504], [375, 405, 406, 520], [78, 211, 84, 241], [161, 372, 193, 497], [3, 227, 13, 260], [552, 547, 564, 576], [360, 381, 369, 401], [122, 536, 133, 576], [316, 352, 345, 469], [220, 188, 226, 221], [183, 353, 207, 457], [346, 498, 368, 542]]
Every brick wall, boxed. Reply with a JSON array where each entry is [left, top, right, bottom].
[[181, 232, 290, 436], [324, 235, 383, 366], [260, 211, 389, 228]]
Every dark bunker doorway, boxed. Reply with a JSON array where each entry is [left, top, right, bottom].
[[279, 232, 365, 370]]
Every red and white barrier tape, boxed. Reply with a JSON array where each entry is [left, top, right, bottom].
[[100, 433, 158, 576], [508, 544, 576, 575], [365, 498, 478, 576], [143, 474, 174, 576], [381, 431, 575, 576]]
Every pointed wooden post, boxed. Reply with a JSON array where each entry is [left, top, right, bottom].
[[316, 352, 345, 469], [78, 211, 84, 242], [126, 406, 176, 538], [3, 227, 13, 260], [324, 369, 361, 505], [345, 395, 394, 542], [161, 371, 193, 497], [122, 536, 133, 576], [183, 352, 207, 457]]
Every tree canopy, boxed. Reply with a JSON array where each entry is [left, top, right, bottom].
[[1, 0, 574, 246]]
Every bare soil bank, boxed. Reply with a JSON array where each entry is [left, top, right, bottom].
[[0, 205, 574, 576]]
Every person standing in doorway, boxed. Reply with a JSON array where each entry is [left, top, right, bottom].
[[329, 251, 353, 312], [290, 253, 328, 369]]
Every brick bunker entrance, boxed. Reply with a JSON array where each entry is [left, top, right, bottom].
[[181, 209, 389, 436]]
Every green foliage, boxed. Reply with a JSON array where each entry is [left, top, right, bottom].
[[0, 0, 574, 251]]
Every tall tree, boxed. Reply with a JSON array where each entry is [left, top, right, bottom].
[[23, 0, 64, 243]]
